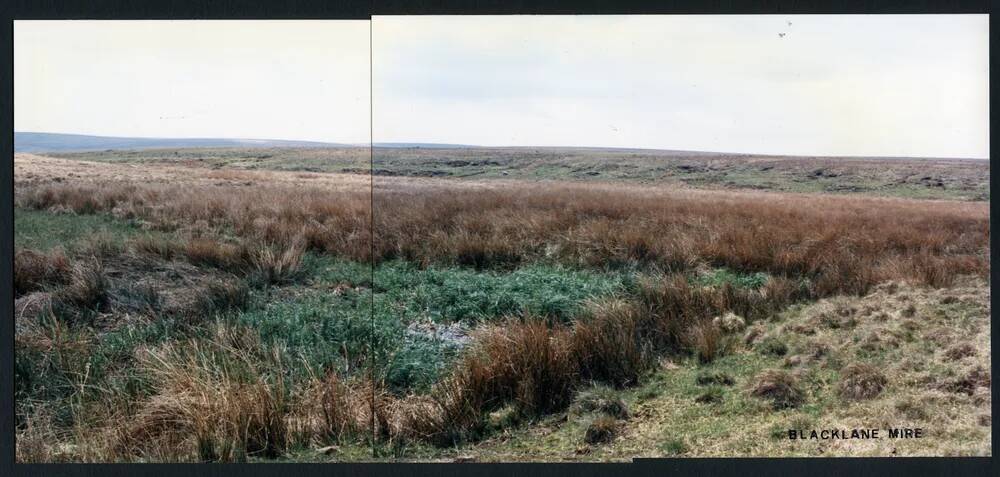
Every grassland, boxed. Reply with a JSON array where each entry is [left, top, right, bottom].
[[47, 147, 369, 174], [48, 146, 990, 201], [370, 147, 989, 201], [12, 150, 991, 462]]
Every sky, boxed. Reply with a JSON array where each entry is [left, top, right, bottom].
[[15, 20, 371, 144], [16, 17, 989, 158], [374, 15, 989, 158]]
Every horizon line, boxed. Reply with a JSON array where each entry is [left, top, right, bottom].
[[15, 130, 990, 161]]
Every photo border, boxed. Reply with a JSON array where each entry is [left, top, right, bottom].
[[2, 1, 994, 476]]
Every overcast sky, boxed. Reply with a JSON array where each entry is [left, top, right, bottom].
[[374, 15, 989, 158], [16, 17, 989, 158], [15, 20, 370, 143]]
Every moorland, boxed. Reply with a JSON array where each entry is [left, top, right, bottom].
[[13, 146, 991, 461]]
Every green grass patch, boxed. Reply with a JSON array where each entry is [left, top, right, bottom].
[[234, 288, 373, 381], [374, 260, 631, 324], [225, 260, 634, 392], [370, 261, 633, 391], [15, 207, 146, 251]]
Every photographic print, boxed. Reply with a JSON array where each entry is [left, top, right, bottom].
[[10, 11, 992, 466]]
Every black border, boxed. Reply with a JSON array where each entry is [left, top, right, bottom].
[[7, 0, 993, 18], [2, 1, 995, 477], [12, 0, 371, 19], [373, 0, 990, 15]]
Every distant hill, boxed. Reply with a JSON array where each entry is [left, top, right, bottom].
[[14, 132, 347, 153], [373, 142, 479, 149]]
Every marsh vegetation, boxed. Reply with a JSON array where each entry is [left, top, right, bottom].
[[13, 150, 991, 461]]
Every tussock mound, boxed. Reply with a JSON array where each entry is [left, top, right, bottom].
[[749, 369, 804, 409], [583, 415, 619, 445], [838, 363, 888, 400], [944, 343, 976, 361], [570, 386, 630, 419]]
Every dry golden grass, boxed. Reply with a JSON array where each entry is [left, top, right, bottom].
[[14, 248, 70, 296], [132, 235, 179, 261], [16, 155, 988, 300], [685, 320, 728, 364], [315, 374, 371, 442], [571, 300, 649, 388], [16, 154, 372, 262], [117, 324, 290, 462], [181, 237, 306, 284], [374, 180, 988, 296], [52, 259, 110, 319]]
